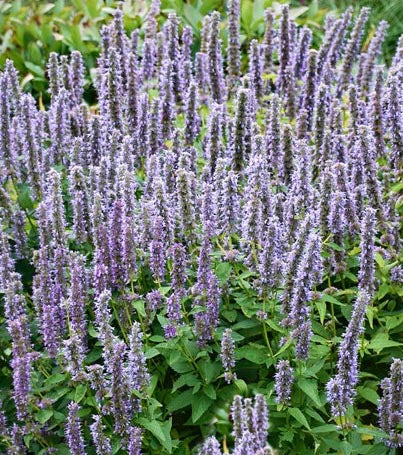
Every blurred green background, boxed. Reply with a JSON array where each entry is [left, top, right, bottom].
[[0, 0, 401, 101]]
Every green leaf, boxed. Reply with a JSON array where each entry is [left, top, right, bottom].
[[320, 294, 344, 306], [37, 408, 53, 424], [48, 387, 70, 401], [234, 379, 248, 395], [311, 424, 339, 433], [133, 300, 146, 318], [45, 372, 66, 385], [172, 373, 199, 393], [237, 344, 268, 364], [348, 246, 361, 256], [288, 407, 310, 430], [183, 3, 203, 31], [232, 319, 260, 330], [24, 61, 45, 78], [169, 352, 193, 374], [338, 441, 352, 455], [198, 360, 221, 384], [374, 252, 385, 269], [274, 338, 293, 357], [215, 262, 232, 281], [137, 418, 172, 453], [17, 186, 34, 210], [315, 300, 326, 325], [297, 378, 322, 408], [289, 6, 309, 19], [366, 305, 375, 329], [357, 387, 379, 406], [241, 0, 253, 33], [203, 384, 216, 400], [386, 314, 403, 330], [265, 318, 286, 333], [377, 282, 389, 300], [326, 242, 344, 252], [356, 426, 388, 439], [167, 389, 193, 412], [222, 309, 238, 322], [74, 384, 87, 403], [145, 347, 160, 359], [192, 392, 213, 423], [368, 332, 401, 352]]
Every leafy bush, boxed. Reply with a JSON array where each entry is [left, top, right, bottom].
[[0, 0, 402, 454]]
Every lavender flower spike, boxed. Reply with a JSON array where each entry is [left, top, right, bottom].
[[90, 415, 112, 455], [66, 402, 85, 455], [326, 290, 371, 421], [199, 436, 222, 455], [358, 207, 376, 296], [378, 358, 403, 448], [274, 360, 294, 406], [220, 328, 236, 383], [208, 12, 226, 103], [226, 0, 241, 92]]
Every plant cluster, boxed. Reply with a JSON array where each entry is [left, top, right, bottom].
[[0, 0, 402, 454]]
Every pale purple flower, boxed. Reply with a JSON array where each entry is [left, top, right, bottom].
[[66, 402, 85, 455], [90, 415, 112, 455], [275, 360, 294, 406], [378, 359, 403, 448], [220, 328, 236, 383]]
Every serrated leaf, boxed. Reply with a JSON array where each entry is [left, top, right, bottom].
[[348, 246, 361, 256], [203, 384, 216, 400], [274, 338, 293, 357], [327, 242, 344, 252], [297, 378, 322, 408], [172, 373, 199, 393], [357, 387, 379, 406], [45, 372, 66, 385], [288, 407, 310, 430], [374, 252, 385, 269], [191, 392, 213, 423], [37, 408, 53, 424], [167, 389, 193, 412], [237, 344, 268, 364], [377, 282, 389, 300], [198, 360, 221, 384], [74, 384, 87, 403], [366, 305, 375, 329], [234, 379, 248, 395], [17, 186, 34, 210], [311, 424, 338, 433], [320, 294, 344, 306], [137, 418, 172, 453], [356, 426, 388, 438], [24, 61, 45, 78], [215, 262, 232, 281], [145, 347, 160, 359], [48, 387, 70, 401], [232, 319, 259, 330], [315, 300, 326, 325], [222, 309, 238, 322], [368, 333, 401, 352], [169, 353, 193, 374]]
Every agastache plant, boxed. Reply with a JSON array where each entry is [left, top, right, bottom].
[[0, 3, 400, 454]]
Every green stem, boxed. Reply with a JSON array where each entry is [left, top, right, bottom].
[[262, 299, 274, 358]]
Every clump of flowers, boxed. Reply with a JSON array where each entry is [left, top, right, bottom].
[[0, 0, 400, 453]]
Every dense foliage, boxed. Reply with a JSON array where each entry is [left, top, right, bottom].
[[0, 0, 402, 454]]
